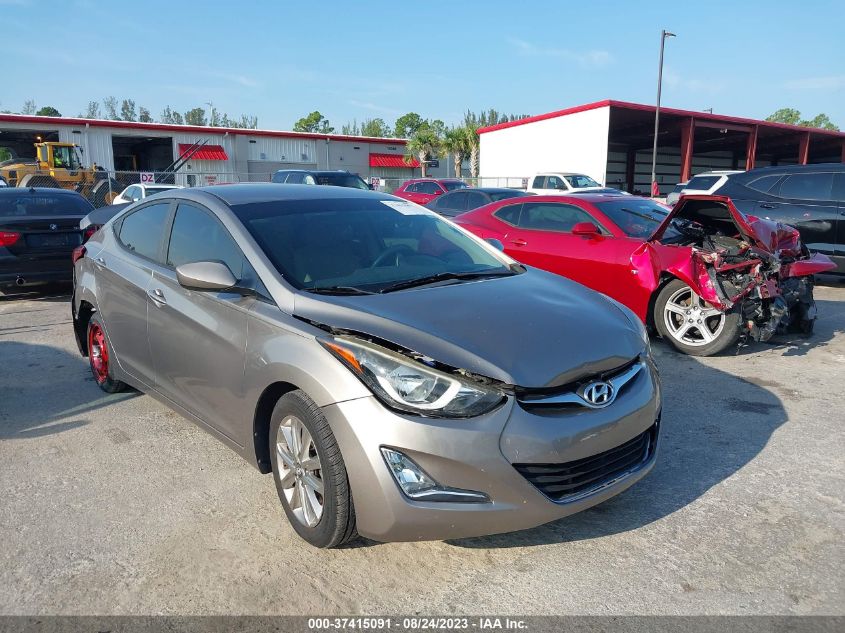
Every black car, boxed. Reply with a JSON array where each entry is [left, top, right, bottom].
[[713, 164, 845, 273], [271, 169, 371, 190], [425, 187, 532, 217], [0, 188, 94, 291]]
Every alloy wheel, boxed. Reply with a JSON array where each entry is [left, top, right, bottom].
[[663, 286, 725, 347], [276, 415, 324, 527], [88, 323, 109, 384]]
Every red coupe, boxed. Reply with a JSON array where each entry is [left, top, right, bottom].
[[393, 178, 468, 205], [455, 193, 834, 355]]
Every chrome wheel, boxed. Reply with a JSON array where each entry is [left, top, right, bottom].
[[663, 286, 725, 347], [276, 415, 324, 527]]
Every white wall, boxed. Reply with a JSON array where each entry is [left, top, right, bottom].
[[479, 106, 611, 184]]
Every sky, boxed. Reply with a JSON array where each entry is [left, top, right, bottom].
[[2, 0, 844, 131]]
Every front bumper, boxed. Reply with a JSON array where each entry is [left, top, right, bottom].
[[323, 359, 661, 542]]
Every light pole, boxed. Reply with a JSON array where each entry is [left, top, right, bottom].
[[651, 29, 675, 198]]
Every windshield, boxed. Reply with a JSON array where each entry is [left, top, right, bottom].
[[593, 198, 676, 239], [0, 193, 93, 217], [565, 175, 600, 188], [52, 145, 82, 170], [316, 174, 370, 189], [442, 181, 468, 191], [234, 197, 513, 293]]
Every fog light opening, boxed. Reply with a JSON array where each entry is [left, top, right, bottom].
[[380, 447, 490, 504]]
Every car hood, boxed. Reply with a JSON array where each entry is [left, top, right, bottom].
[[649, 193, 785, 253], [293, 268, 645, 389]]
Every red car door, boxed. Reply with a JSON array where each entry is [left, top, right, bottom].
[[499, 200, 638, 300]]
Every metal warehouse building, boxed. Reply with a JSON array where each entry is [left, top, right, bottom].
[[479, 99, 845, 195], [0, 114, 446, 186]]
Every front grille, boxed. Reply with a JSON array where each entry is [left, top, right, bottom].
[[514, 421, 658, 503]]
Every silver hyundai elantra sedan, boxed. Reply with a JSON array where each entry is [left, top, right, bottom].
[[72, 184, 661, 548]]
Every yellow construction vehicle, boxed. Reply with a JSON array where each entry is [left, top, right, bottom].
[[0, 142, 120, 206]]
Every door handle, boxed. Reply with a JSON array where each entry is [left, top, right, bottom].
[[510, 239, 528, 247], [759, 203, 775, 209], [147, 288, 167, 305]]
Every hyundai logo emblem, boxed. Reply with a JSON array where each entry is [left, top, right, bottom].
[[49, 223, 58, 231], [582, 381, 614, 407]]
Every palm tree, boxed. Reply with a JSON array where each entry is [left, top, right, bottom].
[[463, 125, 480, 178], [441, 128, 467, 179], [404, 128, 441, 178]]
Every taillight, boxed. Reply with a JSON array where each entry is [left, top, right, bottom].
[[82, 224, 101, 243], [71, 245, 86, 264], [0, 231, 20, 247]]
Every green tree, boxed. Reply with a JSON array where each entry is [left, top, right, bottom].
[[360, 118, 392, 138], [293, 111, 334, 133], [103, 96, 119, 120], [238, 114, 258, 129], [82, 101, 101, 119], [138, 107, 153, 123], [441, 127, 468, 179], [160, 106, 183, 125], [462, 125, 480, 178], [120, 99, 137, 122], [184, 107, 207, 126], [802, 113, 839, 131], [21, 99, 36, 115], [766, 108, 839, 131], [405, 128, 441, 178], [35, 106, 61, 117], [341, 119, 360, 135], [394, 112, 425, 139]]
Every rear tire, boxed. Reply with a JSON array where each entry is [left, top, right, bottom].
[[269, 390, 357, 548], [654, 279, 741, 356], [19, 174, 61, 188], [87, 312, 126, 393], [92, 179, 120, 207]]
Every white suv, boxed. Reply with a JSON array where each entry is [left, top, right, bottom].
[[671, 171, 742, 204], [527, 172, 606, 194]]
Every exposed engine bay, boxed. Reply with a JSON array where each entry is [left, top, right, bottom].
[[662, 198, 830, 343]]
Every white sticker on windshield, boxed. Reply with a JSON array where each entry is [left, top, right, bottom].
[[381, 200, 431, 216]]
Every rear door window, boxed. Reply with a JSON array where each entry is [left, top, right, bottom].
[[493, 203, 523, 226], [285, 173, 304, 184], [444, 191, 468, 210], [116, 202, 170, 262], [531, 176, 546, 189], [417, 182, 440, 195], [546, 176, 567, 191], [777, 173, 835, 201], [464, 191, 488, 209], [519, 202, 596, 232]]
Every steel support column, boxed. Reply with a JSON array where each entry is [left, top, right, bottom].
[[746, 125, 758, 171], [679, 117, 694, 182], [625, 148, 636, 193], [798, 132, 810, 165]]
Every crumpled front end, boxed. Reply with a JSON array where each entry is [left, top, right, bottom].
[[654, 195, 836, 343]]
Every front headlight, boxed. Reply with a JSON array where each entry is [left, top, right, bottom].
[[319, 336, 505, 418]]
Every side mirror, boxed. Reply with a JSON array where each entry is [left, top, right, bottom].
[[485, 238, 505, 251], [176, 261, 237, 291], [572, 222, 601, 237]]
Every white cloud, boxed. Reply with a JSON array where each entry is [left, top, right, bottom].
[[784, 75, 845, 91], [348, 100, 402, 116], [508, 37, 613, 68], [663, 68, 726, 95]]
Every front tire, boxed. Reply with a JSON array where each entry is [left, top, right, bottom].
[[654, 279, 741, 356], [87, 312, 126, 393], [269, 390, 357, 548]]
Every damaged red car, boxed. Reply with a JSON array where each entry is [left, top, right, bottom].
[[454, 193, 835, 355]]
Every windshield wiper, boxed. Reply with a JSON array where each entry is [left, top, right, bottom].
[[304, 286, 375, 296], [379, 270, 514, 294]]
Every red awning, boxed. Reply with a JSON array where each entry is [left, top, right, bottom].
[[178, 143, 229, 161], [369, 152, 418, 168]]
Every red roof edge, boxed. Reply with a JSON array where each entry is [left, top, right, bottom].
[[477, 99, 845, 138], [477, 100, 613, 134], [0, 114, 409, 145]]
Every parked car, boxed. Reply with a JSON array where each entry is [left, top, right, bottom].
[[271, 169, 370, 190], [72, 183, 660, 547], [454, 193, 834, 356], [113, 183, 182, 205], [1, 187, 93, 291], [79, 203, 130, 236], [665, 181, 688, 207], [710, 164, 845, 274], [527, 172, 612, 194], [392, 178, 468, 205], [425, 187, 532, 217], [673, 171, 743, 202]]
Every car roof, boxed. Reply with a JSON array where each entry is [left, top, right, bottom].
[[444, 187, 520, 194], [0, 186, 88, 198], [535, 172, 586, 177], [274, 169, 356, 175], [736, 163, 845, 176], [139, 183, 180, 188], [688, 170, 742, 177], [506, 193, 634, 204], [180, 182, 392, 207]]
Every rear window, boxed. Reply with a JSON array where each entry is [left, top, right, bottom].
[[778, 173, 834, 201], [685, 175, 721, 191], [593, 199, 671, 239], [315, 174, 369, 189], [0, 193, 93, 217]]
